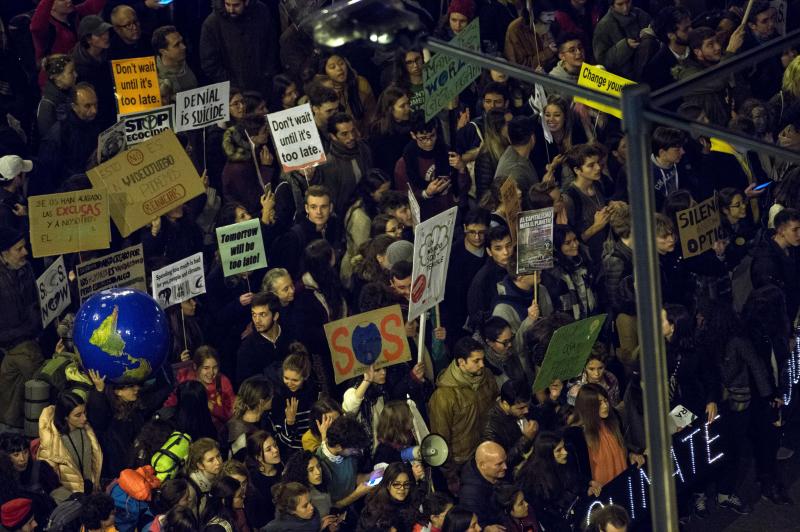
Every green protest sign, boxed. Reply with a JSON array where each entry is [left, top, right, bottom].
[[533, 314, 607, 392], [422, 18, 481, 121], [215, 218, 267, 277]]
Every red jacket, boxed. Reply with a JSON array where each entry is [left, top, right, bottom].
[[31, 0, 106, 85], [163, 367, 235, 431]]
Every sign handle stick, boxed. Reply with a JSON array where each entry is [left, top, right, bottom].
[[202, 128, 207, 173], [245, 276, 252, 294], [417, 312, 427, 365], [180, 307, 188, 352], [526, 0, 542, 67], [533, 272, 539, 304], [740, 0, 756, 28], [435, 304, 441, 329]]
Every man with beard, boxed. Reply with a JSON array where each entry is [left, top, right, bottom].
[[642, 7, 692, 91], [316, 113, 372, 219], [200, 0, 280, 92], [672, 25, 745, 126], [428, 337, 499, 493], [153, 26, 197, 101], [0, 228, 42, 430], [236, 292, 290, 386]]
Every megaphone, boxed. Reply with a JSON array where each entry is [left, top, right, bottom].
[[400, 433, 449, 467]]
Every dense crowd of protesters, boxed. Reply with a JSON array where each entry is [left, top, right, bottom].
[[0, 0, 799, 530]]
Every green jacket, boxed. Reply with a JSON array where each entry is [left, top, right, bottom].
[[671, 55, 733, 126], [592, 7, 651, 79]]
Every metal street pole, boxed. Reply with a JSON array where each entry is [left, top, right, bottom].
[[622, 84, 680, 532]]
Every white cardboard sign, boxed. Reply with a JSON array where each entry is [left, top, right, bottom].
[[267, 103, 327, 172], [37, 256, 71, 328], [151, 252, 206, 308], [408, 207, 458, 322], [175, 82, 230, 132]]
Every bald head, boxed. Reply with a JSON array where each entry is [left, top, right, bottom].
[[476, 441, 507, 484], [71, 83, 97, 122], [110, 5, 141, 43]]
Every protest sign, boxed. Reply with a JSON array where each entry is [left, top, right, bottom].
[[324, 305, 412, 384], [37, 256, 70, 328], [500, 177, 521, 244], [152, 252, 206, 308], [423, 18, 481, 122], [175, 82, 230, 132], [215, 218, 268, 277], [87, 130, 204, 237], [28, 190, 111, 258], [408, 185, 421, 226], [112, 56, 161, 115], [408, 207, 457, 322], [76, 244, 146, 302], [676, 195, 723, 258], [533, 314, 607, 392], [771, 0, 787, 34], [97, 120, 127, 164], [573, 63, 633, 119], [118, 105, 174, 145], [517, 208, 554, 273], [267, 103, 327, 172]]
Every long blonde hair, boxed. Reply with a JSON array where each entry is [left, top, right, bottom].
[[783, 55, 800, 98]]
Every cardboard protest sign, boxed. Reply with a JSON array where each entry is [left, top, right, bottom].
[[771, 0, 786, 34], [533, 314, 607, 392], [112, 56, 161, 115], [267, 103, 327, 172], [28, 190, 111, 258], [37, 256, 70, 328], [517, 208, 554, 273], [573, 63, 633, 119], [324, 305, 412, 384], [76, 244, 146, 302], [152, 252, 206, 308], [118, 105, 174, 145], [423, 18, 482, 121], [87, 130, 204, 237], [215, 218, 268, 277], [408, 185, 421, 226], [676, 195, 723, 258], [175, 82, 230, 132], [500, 177, 521, 244], [408, 207, 457, 322], [97, 120, 127, 164]]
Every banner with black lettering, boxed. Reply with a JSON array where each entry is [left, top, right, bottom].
[[175, 82, 230, 132]]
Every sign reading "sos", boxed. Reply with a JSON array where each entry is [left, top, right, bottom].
[[324, 305, 412, 384]]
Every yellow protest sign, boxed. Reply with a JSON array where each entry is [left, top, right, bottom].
[[112, 56, 161, 115], [87, 130, 204, 237], [28, 190, 111, 258], [574, 63, 633, 118]]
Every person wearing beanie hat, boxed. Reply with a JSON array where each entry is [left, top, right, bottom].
[[1, 498, 36, 532], [0, 226, 43, 429], [0, 156, 31, 232], [386, 239, 414, 268], [435, 0, 476, 39]]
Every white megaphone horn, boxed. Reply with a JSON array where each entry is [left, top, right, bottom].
[[400, 433, 449, 467]]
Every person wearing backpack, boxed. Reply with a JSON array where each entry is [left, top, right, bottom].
[[106, 466, 160, 532]]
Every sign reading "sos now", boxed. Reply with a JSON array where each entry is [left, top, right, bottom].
[[324, 305, 412, 384]]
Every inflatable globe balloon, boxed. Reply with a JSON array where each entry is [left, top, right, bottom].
[[73, 288, 170, 383]]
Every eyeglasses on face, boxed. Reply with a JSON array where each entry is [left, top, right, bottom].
[[390, 481, 412, 490]]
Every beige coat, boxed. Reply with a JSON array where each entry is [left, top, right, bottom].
[[38, 405, 103, 494]]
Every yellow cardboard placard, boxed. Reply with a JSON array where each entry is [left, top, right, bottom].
[[28, 190, 111, 258], [574, 63, 633, 118], [87, 130, 204, 237], [112, 56, 161, 115], [324, 305, 412, 384]]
